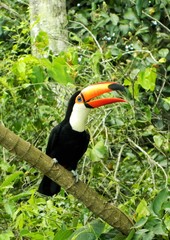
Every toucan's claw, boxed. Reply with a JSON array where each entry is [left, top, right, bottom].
[[71, 170, 79, 183], [53, 158, 58, 164]]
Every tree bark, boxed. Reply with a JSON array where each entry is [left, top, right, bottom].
[[0, 124, 133, 235], [29, 0, 68, 57]]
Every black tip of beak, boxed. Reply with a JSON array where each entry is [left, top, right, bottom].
[[108, 83, 125, 91]]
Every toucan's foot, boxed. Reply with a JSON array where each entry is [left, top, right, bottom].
[[53, 158, 58, 164], [71, 170, 79, 183]]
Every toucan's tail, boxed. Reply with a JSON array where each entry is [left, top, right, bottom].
[[38, 175, 61, 196]]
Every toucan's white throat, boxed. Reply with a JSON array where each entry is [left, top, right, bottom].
[[69, 103, 90, 132]]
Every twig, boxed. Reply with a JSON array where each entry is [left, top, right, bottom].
[[0, 2, 21, 18], [142, 11, 170, 34], [69, 20, 103, 56], [114, 145, 125, 180], [163, 5, 170, 21], [127, 138, 168, 187], [114, 145, 125, 201], [122, 50, 159, 63], [129, 0, 170, 33], [153, 73, 167, 109]]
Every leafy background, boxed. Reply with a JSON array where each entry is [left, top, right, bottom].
[[0, 0, 170, 239]]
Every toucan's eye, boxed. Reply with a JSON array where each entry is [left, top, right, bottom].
[[77, 95, 82, 102]]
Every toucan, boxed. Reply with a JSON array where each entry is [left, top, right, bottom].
[[38, 82, 126, 196]]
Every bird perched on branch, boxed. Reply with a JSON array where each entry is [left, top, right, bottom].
[[38, 82, 126, 196]]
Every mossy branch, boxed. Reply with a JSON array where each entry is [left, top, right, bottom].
[[0, 124, 133, 235]]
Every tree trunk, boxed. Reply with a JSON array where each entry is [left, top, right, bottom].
[[29, 0, 68, 57], [0, 124, 133, 235]]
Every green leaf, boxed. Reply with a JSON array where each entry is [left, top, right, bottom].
[[90, 140, 108, 161], [152, 188, 169, 217], [0, 171, 23, 190], [162, 201, 170, 211], [110, 13, 119, 26], [135, 199, 149, 221], [54, 230, 73, 240], [88, 220, 105, 237], [35, 31, 49, 50], [76, 13, 88, 25], [124, 8, 139, 23], [31, 65, 45, 83], [8, 191, 32, 202], [137, 67, 157, 91], [50, 57, 73, 84], [0, 231, 14, 240], [69, 32, 82, 44], [164, 215, 170, 231], [153, 135, 164, 148], [71, 232, 95, 240], [125, 229, 135, 240], [136, 0, 143, 16], [20, 232, 44, 240], [15, 213, 24, 230], [133, 229, 149, 240], [68, 220, 105, 240], [124, 79, 139, 99], [163, 97, 170, 105], [40, 56, 73, 84], [134, 217, 148, 229], [4, 201, 16, 217], [158, 48, 169, 58], [14, 60, 26, 80], [142, 231, 155, 240], [153, 222, 167, 236]]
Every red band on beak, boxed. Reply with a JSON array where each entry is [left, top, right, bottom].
[[85, 98, 126, 108]]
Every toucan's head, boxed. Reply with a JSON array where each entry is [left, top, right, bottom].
[[69, 82, 126, 132]]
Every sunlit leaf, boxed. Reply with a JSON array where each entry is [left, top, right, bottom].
[[0, 231, 14, 240], [4, 201, 16, 217], [14, 61, 26, 80], [164, 215, 170, 231], [153, 135, 163, 148], [15, 213, 24, 230], [163, 97, 170, 105], [135, 199, 149, 221], [137, 67, 157, 91], [158, 58, 166, 63], [34, 31, 49, 50]]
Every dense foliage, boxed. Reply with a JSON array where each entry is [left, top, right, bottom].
[[0, 0, 170, 239]]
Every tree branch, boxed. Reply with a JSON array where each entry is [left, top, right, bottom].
[[0, 124, 133, 235]]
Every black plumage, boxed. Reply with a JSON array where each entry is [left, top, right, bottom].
[[38, 91, 90, 196]]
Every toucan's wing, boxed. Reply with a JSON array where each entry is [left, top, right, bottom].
[[38, 123, 62, 196], [46, 123, 62, 157]]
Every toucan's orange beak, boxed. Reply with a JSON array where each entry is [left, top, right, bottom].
[[77, 82, 126, 108]]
